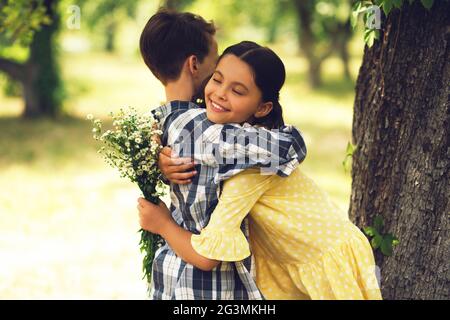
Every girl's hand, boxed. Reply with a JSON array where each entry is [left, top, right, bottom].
[[137, 197, 173, 235]]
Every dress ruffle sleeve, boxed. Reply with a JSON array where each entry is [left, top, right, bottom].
[[190, 168, 274, 262], [191, 227, 251, 261]]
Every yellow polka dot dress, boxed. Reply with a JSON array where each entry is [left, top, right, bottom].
[[191, 168, 382, 300]]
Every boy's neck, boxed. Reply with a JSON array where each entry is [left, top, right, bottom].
[[164, 74, 195, 103]]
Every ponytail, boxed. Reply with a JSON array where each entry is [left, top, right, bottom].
[[252, 99, 285, 129]]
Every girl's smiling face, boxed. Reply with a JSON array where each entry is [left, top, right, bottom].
[[204, 54, 272, 125]]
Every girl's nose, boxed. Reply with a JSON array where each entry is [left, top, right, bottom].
[[214, 88, 227, 101]]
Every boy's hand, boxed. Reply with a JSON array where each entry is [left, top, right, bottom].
[[158, 146, 197, 185], [137, 197, 172, 235]]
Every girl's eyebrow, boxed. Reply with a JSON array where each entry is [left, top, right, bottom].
[[213, 70, 224, 77], [214, 70, 249, 92]]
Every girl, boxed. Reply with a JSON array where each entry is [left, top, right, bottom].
[[138, 42, 382, 300], [144, 39, 306, 300]]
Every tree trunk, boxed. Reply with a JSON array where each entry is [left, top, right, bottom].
[[23, 0, 62, 118], [338, 40, 351, 80], [308, 59, 322, 88], [350, 1, 449, 300], [293, 0, 322, 88], [293, 0, 336, 88], [161, 0, 185, 11], [105, 19, 117, 53], [266, 1, 284, 44], [336, 20, 352, 80]]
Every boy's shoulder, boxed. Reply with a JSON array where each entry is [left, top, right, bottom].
[[150, 100, 197, 119], [150, 100, 206, 128]]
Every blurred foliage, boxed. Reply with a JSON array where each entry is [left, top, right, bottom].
[[0, 74, 21, 97], [185, 0, 295, 45], [0, 0, 51, 46], [292, 0, 354, 86], [77, 0, 139, 52], [160, 0, 196, 10], [0, 0, 363, 116], [182, 0, 354, 86]]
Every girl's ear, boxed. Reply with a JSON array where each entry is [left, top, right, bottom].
[[254, 101, 273, 118], [187, 55, 199, 75]]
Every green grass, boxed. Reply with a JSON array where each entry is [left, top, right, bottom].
[[0, 116, 149, 298], [0, 39, 362, 298]]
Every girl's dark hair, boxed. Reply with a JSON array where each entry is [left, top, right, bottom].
[[220, 41, 286, 129]]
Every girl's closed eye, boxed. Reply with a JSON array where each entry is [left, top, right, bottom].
[[233, 89, 244, 96]]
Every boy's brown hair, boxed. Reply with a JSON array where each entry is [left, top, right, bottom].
[[139, 8, 216, 84]]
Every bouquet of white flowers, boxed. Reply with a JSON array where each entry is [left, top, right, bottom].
[[87, 108, 166, 284]]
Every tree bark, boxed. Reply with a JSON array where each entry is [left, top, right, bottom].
[[23, 0, 62, 118], [350, 1, 449, 300]]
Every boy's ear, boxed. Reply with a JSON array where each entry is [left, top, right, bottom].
[[254, 102, 273, 118], [187, 55, 199, 75]]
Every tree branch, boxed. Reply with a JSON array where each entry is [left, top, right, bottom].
[[0, 57, 25, 81]]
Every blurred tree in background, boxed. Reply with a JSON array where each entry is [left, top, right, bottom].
[[80, 0, 139, 53], [0, 0, 357, 119], [0, 0, 63, 118], [186, 0, 354, 87], [160, 0, 195, 11], [292, 0, 353, 87]]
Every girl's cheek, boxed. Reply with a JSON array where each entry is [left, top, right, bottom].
[[204, 80, 215, 94], [204, 86, 211, 97], [207, 86, 218, 98]]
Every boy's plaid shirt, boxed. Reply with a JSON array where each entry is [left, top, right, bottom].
[[149, 101, 307, 300]]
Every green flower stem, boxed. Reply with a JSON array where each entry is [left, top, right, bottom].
[[138, 183, 165, 286]]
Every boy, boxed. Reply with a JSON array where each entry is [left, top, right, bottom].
[[138, 9, 306, 300]]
